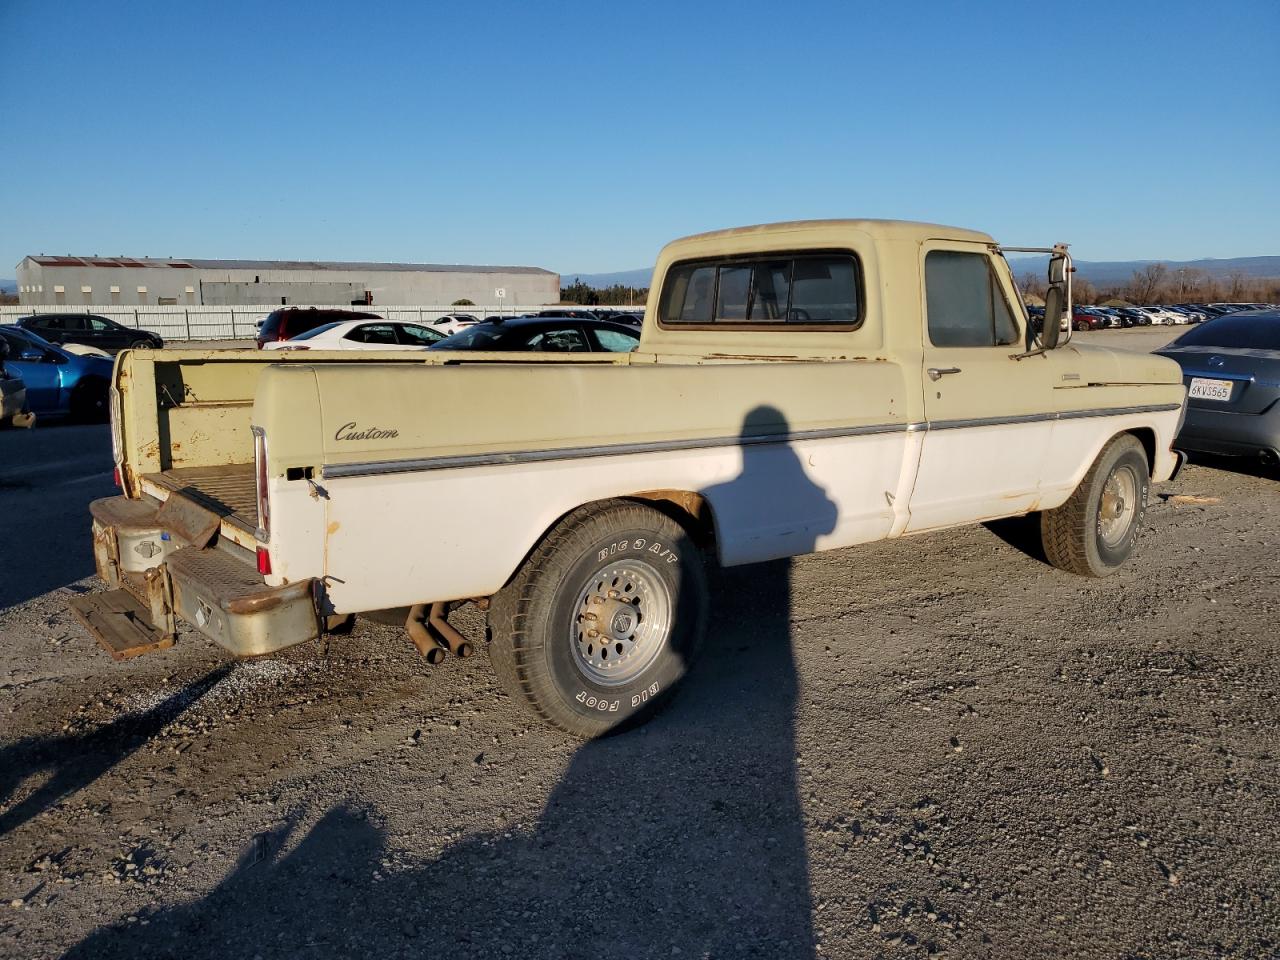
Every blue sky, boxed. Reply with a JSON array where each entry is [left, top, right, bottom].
[[2, 0, 1277, 276]]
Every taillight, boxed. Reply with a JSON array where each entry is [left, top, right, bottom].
[[256, 546, 272, 575], [251, 425, 270, 542], [113, 466, 121, 487]]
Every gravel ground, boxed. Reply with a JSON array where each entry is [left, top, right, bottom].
[[1, 327, 1277, 959]]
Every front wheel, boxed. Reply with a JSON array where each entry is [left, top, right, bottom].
[[1041, 434, 1150, 577], [488, 500, 708, 737]]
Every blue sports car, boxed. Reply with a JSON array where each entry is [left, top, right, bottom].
[[0, 325, 115, 422]]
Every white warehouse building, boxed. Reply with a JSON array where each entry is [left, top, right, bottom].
[[14, 255, 560, 308]]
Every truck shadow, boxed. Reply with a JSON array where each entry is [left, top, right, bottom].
[[0, 665, 231, 838], [64, 406, 836, 958]]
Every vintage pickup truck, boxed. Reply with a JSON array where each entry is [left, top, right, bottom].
[[75, 220, 1186, 736]]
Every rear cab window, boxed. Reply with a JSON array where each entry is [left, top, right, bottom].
[[658, 252, 862, 328], [1174, 314, 1280, 350]]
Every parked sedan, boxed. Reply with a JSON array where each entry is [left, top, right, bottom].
[[1155, 309, 1280, 466], [1117, 307, 1151, 327], [429, 316, 641, 353], [255, 308, 383, 348], [16, 312, 164, 352], [0, 326, 115, 421], [428, 314, 481, 336], [1071, 308, 1109, 331], [264, 319, 447, 351]]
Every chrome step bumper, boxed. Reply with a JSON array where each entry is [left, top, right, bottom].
[[85, 495, 319, 658]]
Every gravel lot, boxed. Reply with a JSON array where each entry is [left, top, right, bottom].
[[1, 328, 1276, 959]]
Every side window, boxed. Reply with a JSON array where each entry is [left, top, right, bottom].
[[925, 251, 1021, 347], [659, 253, 861, 326], [64, 315, 89, 331], [790, 257, 858, 323], [526, 328, 589, 352], [41, 316, 65, 330], [345, 323, 398, 344], [750, 260, 791, 321], [593, 328, 640, 352], [397, 324, 442, 346], [715, 266, 751, 321], [88, 317, 114, 332]]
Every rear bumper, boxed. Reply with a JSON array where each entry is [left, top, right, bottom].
[[87, 495, 319, 657], [1176, 406, 1280, 459]]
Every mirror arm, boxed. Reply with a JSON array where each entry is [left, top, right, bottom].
[[1008, 346, 1048, 361]]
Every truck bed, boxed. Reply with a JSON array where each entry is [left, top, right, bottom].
[[141, 463, 258, 536]]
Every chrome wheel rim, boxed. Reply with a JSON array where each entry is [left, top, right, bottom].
[[1098, 465, 1139, 547], [570, 559, 671, 686]]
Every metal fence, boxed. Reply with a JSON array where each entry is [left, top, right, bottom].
[[0, 303, 558, 342]]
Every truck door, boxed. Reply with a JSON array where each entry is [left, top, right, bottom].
[[906, 241, 1054, 532]]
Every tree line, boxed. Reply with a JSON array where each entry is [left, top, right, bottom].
[[1018, 263, 1280, 306], [560, 279, 649, 307]]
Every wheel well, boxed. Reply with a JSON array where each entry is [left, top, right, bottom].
[[1126, 427, 1156, 475], [493, 492, 719, 597], [624, 490, 718, 550]]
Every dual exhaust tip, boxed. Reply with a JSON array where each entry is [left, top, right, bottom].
[[406, 602, 473, 664]]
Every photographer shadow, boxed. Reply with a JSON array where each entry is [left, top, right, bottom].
[[66, 406, 838, 958]]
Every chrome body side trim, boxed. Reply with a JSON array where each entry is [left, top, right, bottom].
[[323, 422, 910, 479], [322, 403, 1182, 480]]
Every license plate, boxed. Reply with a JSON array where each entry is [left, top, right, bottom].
[[1188, 377, 1233, 402]]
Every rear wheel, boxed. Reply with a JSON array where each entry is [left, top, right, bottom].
[[130, 339, 152, 349], [1042, 434, 1150, 577], [488, 500, 708, 737]]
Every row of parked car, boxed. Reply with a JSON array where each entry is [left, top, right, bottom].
[[1034, 302, 1277, 332], [0, 307, 647, 427], [254, 307, 643, 354]]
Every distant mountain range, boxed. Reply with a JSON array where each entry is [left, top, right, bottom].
[[1005, 255, 1280, 287], [564, 257, 1279, 291]]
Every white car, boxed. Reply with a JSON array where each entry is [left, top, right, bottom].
[[427, 314, 482, 336], [263, 319, 446, 351], [1138, 307, 1180, 326]]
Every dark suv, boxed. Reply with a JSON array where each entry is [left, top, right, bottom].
[[256, 308, 383, 348], [16, 313, 164, 352]]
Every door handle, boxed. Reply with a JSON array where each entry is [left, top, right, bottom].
[[927, 367, 962, 381]]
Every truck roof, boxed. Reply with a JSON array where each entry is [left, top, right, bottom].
[[663, 219, 995, 253]]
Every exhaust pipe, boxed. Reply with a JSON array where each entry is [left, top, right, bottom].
[[429, 602, 473, 658], [405, 604, 446, 664]]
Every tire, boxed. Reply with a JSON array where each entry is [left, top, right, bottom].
[[488, 499, 709, 737], [1041, 434, 1150, 577], [69, 377, 109, 423], [131, 339, 152, 350]]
